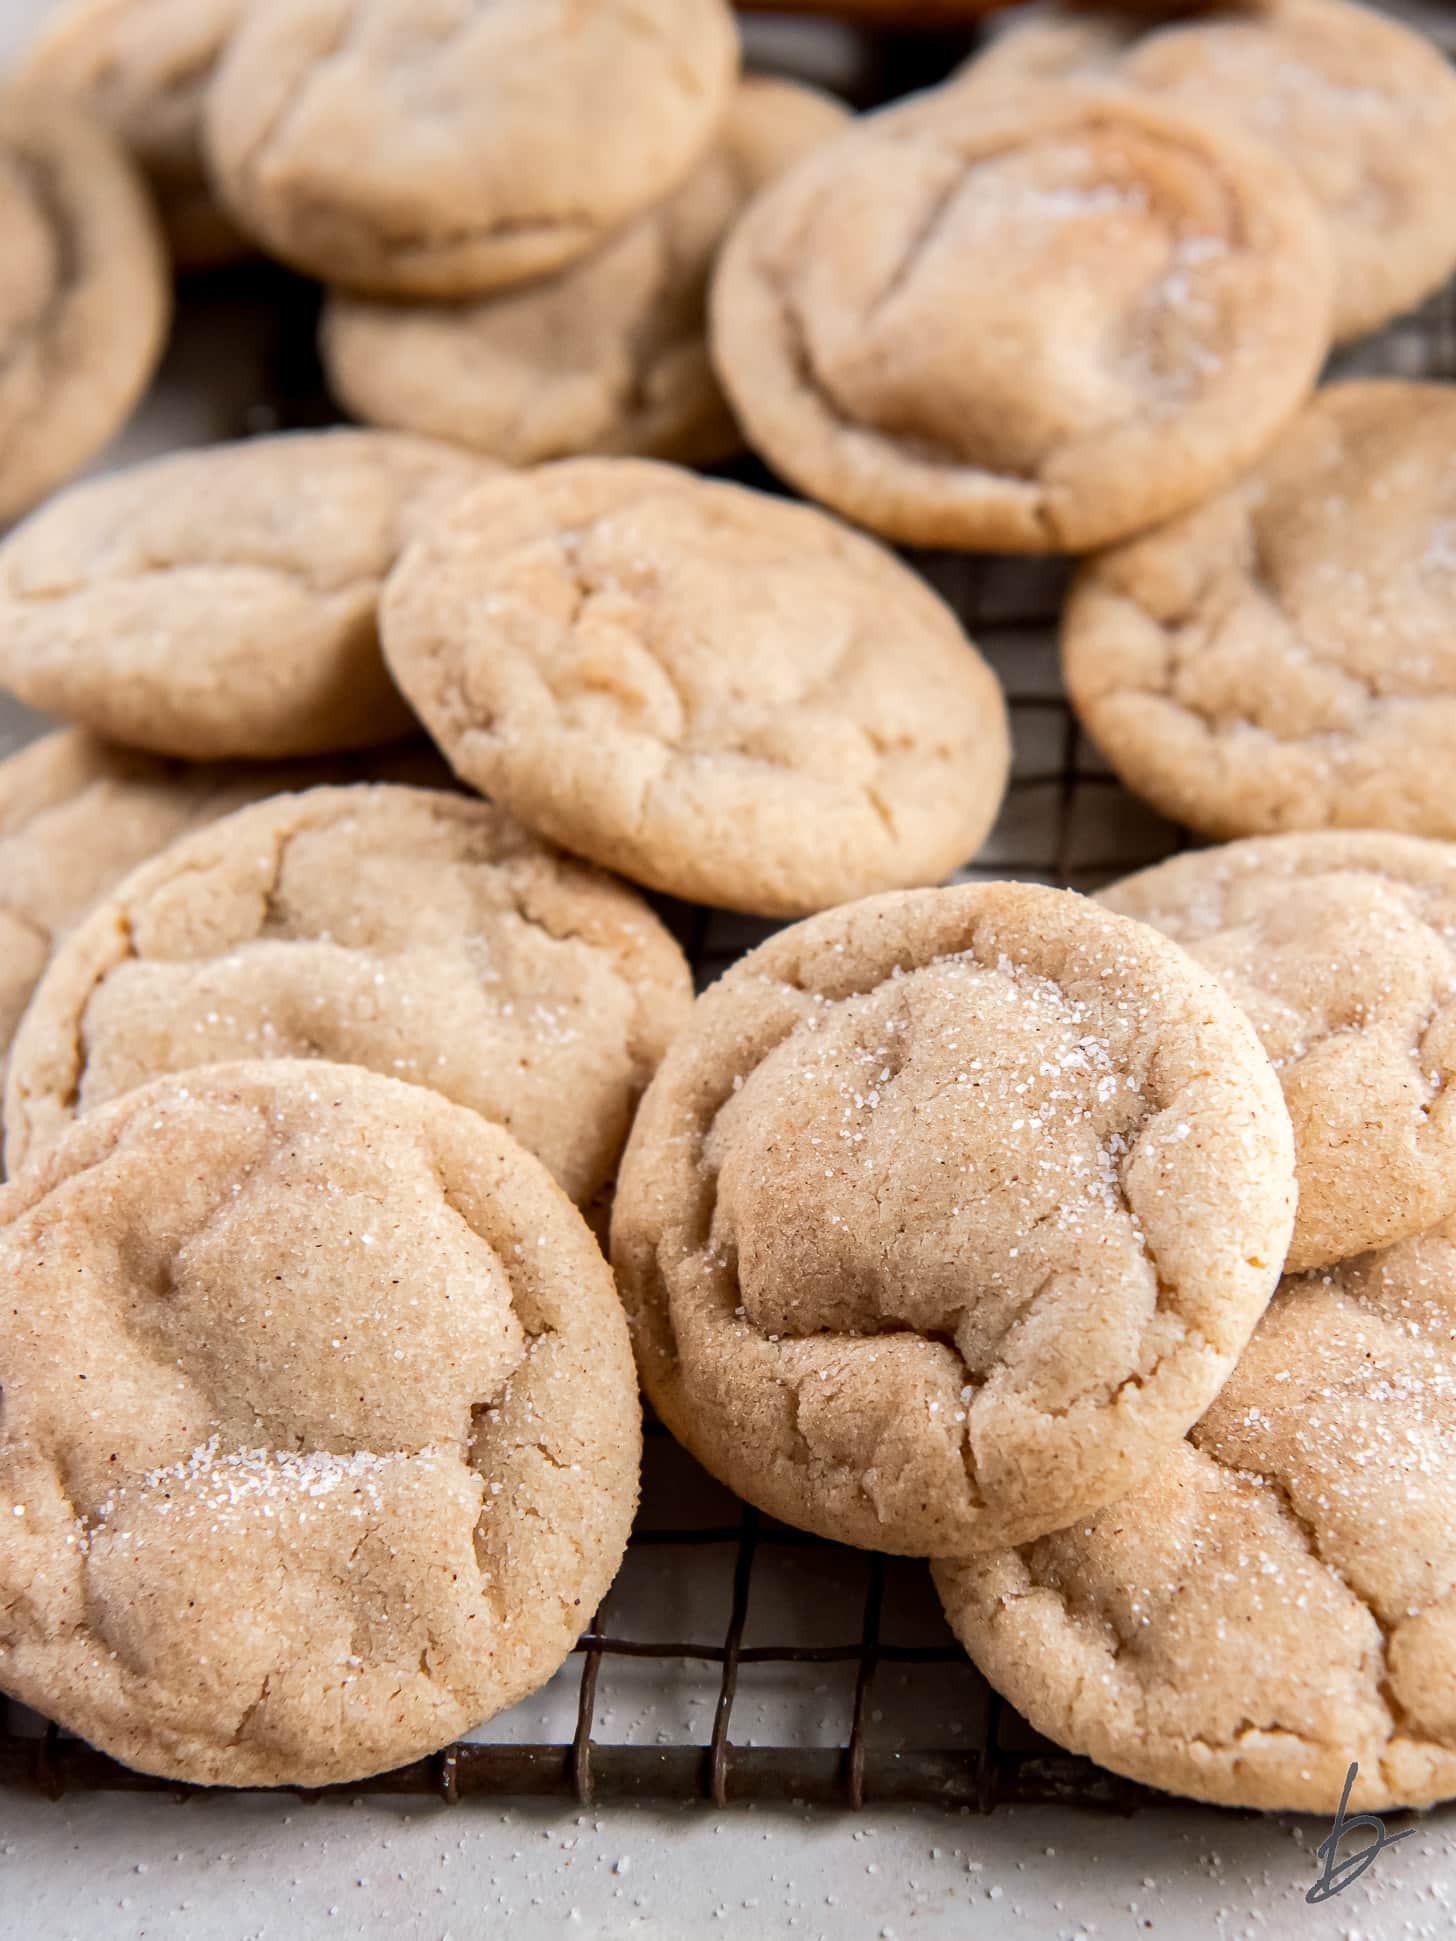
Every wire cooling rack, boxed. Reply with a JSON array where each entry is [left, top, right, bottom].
[[4, 8, 1456, 1816]]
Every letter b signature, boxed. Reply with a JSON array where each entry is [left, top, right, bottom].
[[1306, 1762, 1413, 1904]]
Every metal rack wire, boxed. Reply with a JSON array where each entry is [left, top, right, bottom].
[[3, 13, 1456, 1817]]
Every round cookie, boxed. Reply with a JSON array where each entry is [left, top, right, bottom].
[[934, 1219, 1456, 1812], [0, 430, 494, 760], [4, 783, 692, 1203], [961, 0, 1456, 344], [11, 0, 249, 271], [0, 729, 457, 1099], [1063, 381, 1456, 844], [320, 77, 850, 470], [709, 81, 1332, 553], [0, 1061, 641, 1788], [0, 98, 169, 530], [610, 883, 1297, 1556], [1101, 833, 1456, 1273], [380, 459, 1010, 916], [204, 0, 740, 297]]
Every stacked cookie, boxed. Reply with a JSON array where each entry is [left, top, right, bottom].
[[2, 0, 1455, 1820]]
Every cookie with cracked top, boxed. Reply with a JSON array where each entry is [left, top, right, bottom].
[[0, 1060, 641, 1788], [610, 882, 1297, 1556], [934, 1219, 1456, 1811], [1101, 832, 1456, 1274], [4, 782, 693, 1205], [204, 0, 740, 297], [709, 80, 1332, 553], [1062, 380, 1456, 842], [0, 430, 496, 760], [380, 458, 1011, 917], [0, 98, 169, 529]]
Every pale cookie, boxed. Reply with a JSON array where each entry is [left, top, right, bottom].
[[11, 0, 249, 270], [935, 1219, 1456, 1812], [4, 783, 692, 1204], [1102, 834, 1456, 1273], [204, 0, 740, 297], [0, 1061, 641, 1788], [0, 98, 169, 530], [709, 82, 1332, 552], [1063, 381, 1456, 844], [0, 729, 456, 1100], [320, 77, 850, 470], [0, 430, 494, 760], [962, 0, 1456, 343], [381, 460, 1010, 916], [611, 884, 1297, 1555]]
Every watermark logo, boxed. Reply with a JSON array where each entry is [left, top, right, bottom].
[[1306, 1762, 1413, 1904]]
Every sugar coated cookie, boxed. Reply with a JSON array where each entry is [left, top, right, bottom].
[[935, 1219, 1456, 1811], [0, 98, 169, 529], [12, 0, 249, 270], [381, 459, 1010, 916], [205, 0, 740, 296], [963, 0, 1456, 343], [611, 884, 1297, 1555], [1102, 833, 1456, 1272], [1063, 381, 1456, 843], [0, 431, 493, 760], [0, 1061, 641, 1788], [4, 783, 692, 1202], [321, 77, 850, 469], [709, 82, 1332, 552]]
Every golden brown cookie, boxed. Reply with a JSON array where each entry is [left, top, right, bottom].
[[320, 77, 850, 469], [709, 81, 1332, 552], [4, 783, 692, 1203], [611, 884, 1297, 1555], [0, 97, 169, 529], [11, 0, 249, 270], [0, 729, 457, 1104], [962, 0, 1456, 344], [0, 430, 494, 760], [1102, 833, 1456, 1273], [934, 1219, 1456, 1812], [204, 0, 740, 297], [381, 459, 1010, 915], [0, 1060, 641, 1788], [1063, 381, 1456, 843]]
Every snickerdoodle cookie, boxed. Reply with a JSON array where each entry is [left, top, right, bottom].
[[0, 99, 168, 529], [709, 83, 1332, 552], [963, 0, 1456, 343], [1102, 834, 1456, 1273], [204, 0, 740, 297], [0, 730, 455, 1098], [0, 430, 493, 760], [381, 460, 1010, 916], [1063, 381, 1456, 843], [611, 884, 1297, 1555], [935, 1218, 1456, 1811], [4, 783, 691, 1202], [321, 77, 849, 469], [0, 1061, 641, 1788], [11, 0, 249, 269]]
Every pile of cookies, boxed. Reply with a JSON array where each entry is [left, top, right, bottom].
[[1, 0, 1455, 1820]]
